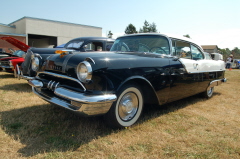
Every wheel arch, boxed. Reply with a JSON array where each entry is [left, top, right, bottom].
[[116, 76, 159, 105]]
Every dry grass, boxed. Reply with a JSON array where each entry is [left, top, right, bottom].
[[0, 70, 240, 159]]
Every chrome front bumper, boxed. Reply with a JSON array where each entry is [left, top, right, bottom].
[[1, 65, 13, 69], [29, 79, 117, 116], [16, 64, 34, 80]]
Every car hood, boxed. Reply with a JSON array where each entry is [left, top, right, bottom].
[[0, 37, 30, 52], [42, 51, 170, 77], [30, 48, 67, 55], [0, 57, 21, 61]]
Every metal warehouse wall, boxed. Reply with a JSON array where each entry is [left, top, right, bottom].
[[13, 17, 102, 46]]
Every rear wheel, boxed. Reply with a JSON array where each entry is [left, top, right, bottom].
[[201, 87, 214, 98], [104, 83, 143, 128]]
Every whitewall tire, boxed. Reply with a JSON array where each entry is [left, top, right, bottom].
[[104, 83, 143, 128], [201, 87, 214, 98]]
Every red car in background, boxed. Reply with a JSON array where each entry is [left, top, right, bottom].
[[0, 37, 30, 77]]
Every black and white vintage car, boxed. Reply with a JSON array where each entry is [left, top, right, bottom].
[[28, 33, 226, 128], [18, 37, 115, 80]]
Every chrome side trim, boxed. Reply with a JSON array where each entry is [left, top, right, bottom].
[[62, 54, 75, 73], [37, 71, 86, 91], [188, 70, 225, 74]]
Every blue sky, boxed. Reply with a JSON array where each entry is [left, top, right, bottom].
[[1, 0, 240, 49]]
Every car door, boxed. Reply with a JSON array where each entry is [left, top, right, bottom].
[[193, 46, 225, 93], [168, 40, 199, 102]]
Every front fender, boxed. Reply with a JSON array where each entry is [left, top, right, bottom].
[[116, 75, 160, 105]]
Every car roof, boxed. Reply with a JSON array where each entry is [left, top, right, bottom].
[[116, 33, 203, 50], [68, 37, 115, 42]]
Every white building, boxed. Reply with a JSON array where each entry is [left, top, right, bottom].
[[0, 16, 102, 51]]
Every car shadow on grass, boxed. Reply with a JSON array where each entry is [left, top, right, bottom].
[[0, 103, 114, 157], [0, 92, 222, 157], [0, 72, 14, 78], [139, 92, 222, 125], [0, 83, 32, 92]]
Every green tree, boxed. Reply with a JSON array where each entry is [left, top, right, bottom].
[[232, 47, 240, 59], [125, 24, 138, 34], [139, 20, 158, 33], [149, 22, 157, 32], [107, 31, 113, 38], [219, 48, 227, 60], [183, 34, 191, 38]]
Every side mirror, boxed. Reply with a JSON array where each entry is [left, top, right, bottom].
[[172, 56, 179, 61]]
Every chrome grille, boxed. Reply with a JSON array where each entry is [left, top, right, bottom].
[[37, 71, 86, 92], [0, 61, 10, 66], [47, 80, 60, 91]]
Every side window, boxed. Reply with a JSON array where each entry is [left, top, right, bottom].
[[106, 42, 113, 51], [175, 41, 191, 59], [85, 42, 95, 51], [191, 45, 204, 60], [85, 42, 103, 51]]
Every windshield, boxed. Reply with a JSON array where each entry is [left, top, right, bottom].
[[13, 50, 25, 57], [110, 35, 170, 54], [65, 40, 84, 49]]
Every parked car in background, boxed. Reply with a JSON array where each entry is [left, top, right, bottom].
[[233, 59, 240, 69], [0, 50, 26, 75], [0, 37, 30, 76], [28, 33, 226, 128], [211, 53, 223, 60], [0, 48, 9, 59], [18, 37, 115, 80]]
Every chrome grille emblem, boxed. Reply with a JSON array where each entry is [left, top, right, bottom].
[[47, 80, 59, 91]]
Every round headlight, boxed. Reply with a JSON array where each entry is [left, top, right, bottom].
[[31, 57, 40, 71], [76, 61, 92, 83]]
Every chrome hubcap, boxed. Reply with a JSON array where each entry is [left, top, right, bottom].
[[207, 87, 213, 96], [119, 92, 138, 121]]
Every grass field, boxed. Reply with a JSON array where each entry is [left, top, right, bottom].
[[0, 70, 240, 158]]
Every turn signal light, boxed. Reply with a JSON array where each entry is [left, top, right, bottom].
[[55, 50, 68, 54]]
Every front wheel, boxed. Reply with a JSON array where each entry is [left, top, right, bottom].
[[104, 83, 144, 128], [200, 87, 214, 98]]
